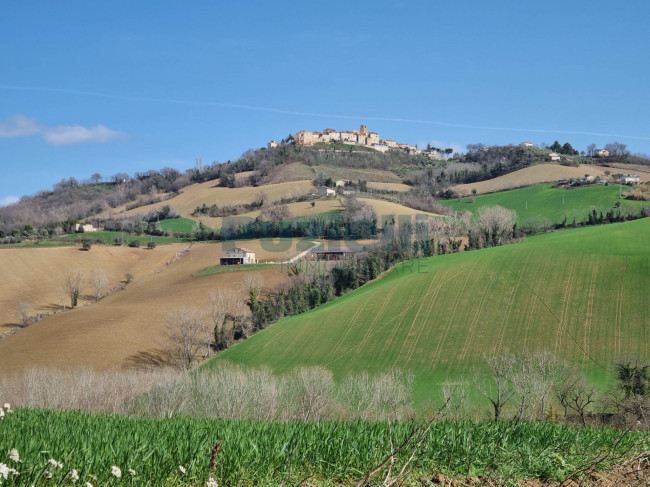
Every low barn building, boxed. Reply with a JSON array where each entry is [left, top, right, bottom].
[[220, 247, 258, 265], [318, 187, 336, 197]]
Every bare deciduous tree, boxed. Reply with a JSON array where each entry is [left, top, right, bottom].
[[474, 353, 516, 421], [64, 269, 84, 308], [89, 268, 108, 301], [477, 206, 517, 247], [162, 307, 207, 369], [16, 302, 30, 327]]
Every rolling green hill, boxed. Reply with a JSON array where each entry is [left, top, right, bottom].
[[206, 218, 650, 401], [439, 184, 647, 224]]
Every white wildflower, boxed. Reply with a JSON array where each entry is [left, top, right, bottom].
[[70, 468, 79, 483], [2, 404, 10, 413], [45, 469, 53, 479], [48, 458, 63, 469], [128, 468, 136, 476], [178, 465, 186, 475], [206, 477, 218, 487], [8, 449, 21, 463], [0, 408, 4, 420], [0, 462, 9, 480], [1, 462, 19, 481], [85, 482, 94, 487], [110, 466, 121, 478]]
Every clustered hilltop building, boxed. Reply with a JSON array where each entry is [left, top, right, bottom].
[[269, 125, 437, 157]]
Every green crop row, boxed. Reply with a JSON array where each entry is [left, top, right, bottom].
[[1, 408, 647, 486]]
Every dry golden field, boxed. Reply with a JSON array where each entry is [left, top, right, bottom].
[[358, 198, 441, 220], [0, 241, 305, 373], [310, 165, 403, 183], [0, 244, 188, 328], [367, 182, 412, 192], [262, 163, 316, 184], [452, 164, 614, 195], [103, 179, 317, 219], [200, 198, 345, 229]]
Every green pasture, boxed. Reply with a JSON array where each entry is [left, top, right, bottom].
[[158, 217, 199, 233], [1, 408, 645, 486], [439, 184, 647, 224], [207, 218, 650, 403], [193, 263, 277, 277]]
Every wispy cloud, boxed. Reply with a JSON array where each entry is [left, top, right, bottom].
[[42, 124, 125, 145], [0, 195, 19, 207], [0, 114, 125, 146], [2, 84, 650, 142], [0, 115, 41, 138]]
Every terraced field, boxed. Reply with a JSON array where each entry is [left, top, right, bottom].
[[207, 219, 650, 401], [439, 184, 648, 224]]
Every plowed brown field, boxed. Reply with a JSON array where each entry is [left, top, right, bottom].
[[0, 242, 301, 372]]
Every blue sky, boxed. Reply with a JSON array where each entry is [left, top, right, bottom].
[[1, 0, 649, 205]]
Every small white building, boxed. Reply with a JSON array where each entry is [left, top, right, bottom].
[[318, 187, 336, 197], [594, 149, 610, 158], [75, 223, 98, 232], [335, 179, 347, 187], [521, 141, 534, 147], [621, 174, 641, 184], [549, 152, 561, 161], [267, 140, 278, 149], [220, 247, 258, 265]]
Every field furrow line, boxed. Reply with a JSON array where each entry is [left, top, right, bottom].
[[582, 262, 599, 357], [325, 298, 368, 360], [350, 288, 395, 356], [430, 262, 479, 366], [404, 270, 450, 365], [521, 256, 552, 352], [459, 269, 497, 360], [392, 270, 440, 365], [616, 279, 624, 357], [554, 259, 576, 357], [380, 287, 420, 359]]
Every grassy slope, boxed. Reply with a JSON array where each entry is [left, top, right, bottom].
[[439, 184, 647, 224], [207, 219, 650, 401]]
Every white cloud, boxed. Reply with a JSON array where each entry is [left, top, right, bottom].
[[0, 195, 19, 207], [0, 115, 125, 145], [0, 115, 41, 138], [42, 124, 125, 146]]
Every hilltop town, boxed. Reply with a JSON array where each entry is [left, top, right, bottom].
[[268, 124, 445, 159]]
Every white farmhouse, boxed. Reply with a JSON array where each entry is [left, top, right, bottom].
[[318, 187, 336, 197], [548, 152, 561, 161], [621, 174, 641, 184], [220, 247, 258, 265]]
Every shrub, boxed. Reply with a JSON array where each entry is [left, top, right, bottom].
[[147, 241, 157, 250], [113, 237, 123, 246], [128, 239, 141, 248], [81, 239, 92, 251]]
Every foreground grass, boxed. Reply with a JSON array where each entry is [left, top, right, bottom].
[[1, 408, 646, 486], [439, 183, 647, 224]]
